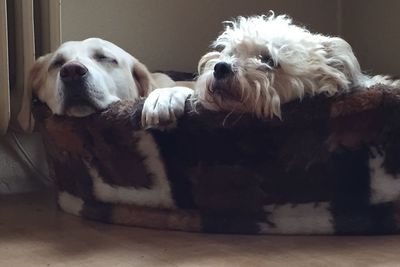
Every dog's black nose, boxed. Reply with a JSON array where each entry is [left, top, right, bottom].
[[213, 62, 232, 80], [60, 62, 88, 82]]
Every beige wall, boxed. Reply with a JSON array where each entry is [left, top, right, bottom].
[[61, 0, 400, 75], [61, 0, 339, 72], [342, 0, 400, 75]]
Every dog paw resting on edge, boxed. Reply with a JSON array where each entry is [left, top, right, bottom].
[[142, 11, 400, 128], [141, 86, 193, 129]]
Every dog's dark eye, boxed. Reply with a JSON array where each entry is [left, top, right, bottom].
[[259, 55, 275, 67], [94, 53, 117, 64], [215, 44, 225, 52]]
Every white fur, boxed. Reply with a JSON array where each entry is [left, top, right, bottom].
[[258, 202, 334, 234], [369, 149, 400, 204], [196, 13, 367, 119], [365, 75, 400, 88], [142, 12, 399, 128], [142, 86, 193, 128], [85, 131, 175, 209], [58, 191, 84, 216]]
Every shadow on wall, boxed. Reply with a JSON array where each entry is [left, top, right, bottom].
[[61, 0, 400, 75], [342, 0, 400, 76], [60, 0, 340, 72]]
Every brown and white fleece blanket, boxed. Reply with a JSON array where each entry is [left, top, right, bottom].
[[33, 84, 400, 235]]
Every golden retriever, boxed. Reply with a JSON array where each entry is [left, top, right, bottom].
[[29, 37, 175, 117]]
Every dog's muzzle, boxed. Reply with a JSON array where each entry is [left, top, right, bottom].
[[60, 61, 96, 109], [213, 62, 232, 80], [60, 61, 88, 83]]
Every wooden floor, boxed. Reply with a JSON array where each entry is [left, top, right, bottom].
[[2, 193, 400, 267]]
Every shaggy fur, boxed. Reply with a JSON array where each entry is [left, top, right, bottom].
[[196, 13, 365, 118], [142, 12, 400, 128]]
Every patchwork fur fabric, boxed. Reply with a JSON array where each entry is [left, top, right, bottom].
[[33, 84, 400, 235]]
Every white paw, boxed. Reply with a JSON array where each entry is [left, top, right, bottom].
[[141, 86, 193, 129]]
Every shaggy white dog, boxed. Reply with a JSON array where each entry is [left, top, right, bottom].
[[142, 12, 399, 127]]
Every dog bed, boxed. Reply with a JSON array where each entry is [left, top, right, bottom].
[[33, 84, 400, 235]]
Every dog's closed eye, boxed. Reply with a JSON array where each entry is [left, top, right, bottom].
[[49, 56, 66, 70], [93, 52, 118, 64]]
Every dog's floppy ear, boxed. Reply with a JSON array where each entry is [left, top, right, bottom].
[[197, 51, 221, 75], [132, 61, 156, 97], [322, 37, 363, 86], [16, 53, 51, 132], [28, 53, 51, 96]]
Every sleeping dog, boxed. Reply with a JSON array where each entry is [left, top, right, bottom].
[[29, 37, 175, 117]]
